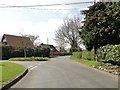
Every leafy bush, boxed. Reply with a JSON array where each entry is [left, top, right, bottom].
[[82, 51, 91, 60], [72, 52, 82, 59], [72, 50, 94, 60], [82, 50, 94, 60], [97, 44, 120, 63], [9, 57, 49, 61]]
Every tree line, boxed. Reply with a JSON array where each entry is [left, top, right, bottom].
[[55, 2, 120, 61]]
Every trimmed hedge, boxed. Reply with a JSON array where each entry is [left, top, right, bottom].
[[72, 52, 82, 59], [2, 46, 14, 59], [9, 57, 49, 61], [1, 46, 50, 60], [97, 44, 120, 63], [72, 50, 94, 60]]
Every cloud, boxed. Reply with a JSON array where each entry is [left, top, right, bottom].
[[0, 16, 63, 45], [0, 0, 93, 46]]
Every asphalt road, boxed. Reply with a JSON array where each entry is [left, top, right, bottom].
[[11, 56, 118, 88]]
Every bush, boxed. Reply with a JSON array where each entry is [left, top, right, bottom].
[[97, 44, 120, 63], [12, 48, 24, 57], [72, 50, 94, 60], [26, 48, 34, 57], [2, 46, 14, 60], [9, 57, 49, 61], [82, 51, 91, 60], [82, 50, 94, 60], [2, 46, 50, 60], [72, 52, 82, 59]]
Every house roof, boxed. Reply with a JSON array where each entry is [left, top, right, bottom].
[[38, 43, 58, 51], [2, 34, 34, 48]]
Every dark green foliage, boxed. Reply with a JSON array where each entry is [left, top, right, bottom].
[[2, 46, 50, 60], [97, 44, 120, 64], [12, 48, 24, 57], [26, 48, 34, 57], [34, 48, 42, 57], [80, 2, 120, 53], [42, 47, 50, 57], [34, 47, 50, 57], [2, 46, 14, 60]]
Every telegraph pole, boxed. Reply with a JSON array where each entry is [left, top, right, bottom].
[[94, 0, 96, 4], [47, 38, 49, 44]]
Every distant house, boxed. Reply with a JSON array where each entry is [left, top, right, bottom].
[[38, 43, 61, 55], [1, 34, 34, 48]]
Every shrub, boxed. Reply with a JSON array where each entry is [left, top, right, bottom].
[[9, 57, 49, 61], [82, 51, 90, 60], [82, 50, 94, 60], [72, 50, 94, 60], [72, 52, 82, 59], [97, 44, 120, 63], [34, 48, 42, 57], [2, 45, 50, 60], [12, 48, 24, 57], [26, 48, 34, 57], [2, 46, 14, 60]]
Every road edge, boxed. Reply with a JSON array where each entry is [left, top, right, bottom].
[[1, 68, 28, 90]]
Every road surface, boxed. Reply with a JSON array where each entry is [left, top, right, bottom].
[[11, 56, 118, 88]]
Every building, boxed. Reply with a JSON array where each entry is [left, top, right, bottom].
[[38, 43, 62, 55], [1, 34, 34, 48]]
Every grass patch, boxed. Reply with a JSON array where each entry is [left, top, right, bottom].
[[70, 56, 120, 75], [0, 62, 25, 86], [70, 56, 103, 67], [9, 57, 49, 61]]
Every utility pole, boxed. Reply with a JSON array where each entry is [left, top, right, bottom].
[[94, 0, 96, 4], [47, 38, 49, 44]]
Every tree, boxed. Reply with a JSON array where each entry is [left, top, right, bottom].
[[23, 34, 39, 45], [19, 34, 39, 57], [80, 2, 120, 60], [55, 17, 82, 52]]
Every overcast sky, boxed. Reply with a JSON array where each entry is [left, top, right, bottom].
[[0, 0, 94, 46]]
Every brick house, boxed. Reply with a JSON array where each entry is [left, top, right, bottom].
[[1, 34, 34, 48]]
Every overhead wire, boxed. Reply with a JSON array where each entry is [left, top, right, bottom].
[[0, 1, 94, 8]]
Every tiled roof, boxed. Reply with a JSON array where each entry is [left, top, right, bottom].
[[2, 34, 34, 48]]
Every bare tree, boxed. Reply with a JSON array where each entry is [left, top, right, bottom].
[[23, 34, 39, 45], [55, 17, 82, 52]]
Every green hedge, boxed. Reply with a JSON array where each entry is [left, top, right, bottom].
[[1, 46, 50, 60], [72, 50, 94, 60], [97, 44, 120, 63], [72, 52, 82, 59], [2, 46, 14, 59], [9, 57, 49, 61]]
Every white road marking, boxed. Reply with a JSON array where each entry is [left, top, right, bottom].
[[29, 62, 46, 71], [28, 65, 33, 69], [29, 66, 37, 71]]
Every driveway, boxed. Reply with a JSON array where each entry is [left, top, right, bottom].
[[11, 56, 118, 88]]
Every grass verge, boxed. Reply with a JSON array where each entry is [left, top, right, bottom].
[[70, 56, 102, 67], [0, 62, 25, 86], [70, 56, 119, 75], [9, 57, 49, 61]]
